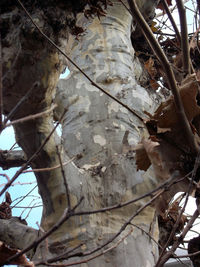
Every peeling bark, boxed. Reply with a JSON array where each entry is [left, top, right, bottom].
[[1, 0, 169, 266]]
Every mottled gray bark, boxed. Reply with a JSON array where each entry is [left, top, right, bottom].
[[53, 1, 159, 266], [1, 1, 164, 266], [0, 150, 26, 169], [0, 218, 38, 258]]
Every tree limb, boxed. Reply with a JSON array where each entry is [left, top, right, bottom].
[[0, 149, 27, 170], [0, 217, 38, 259]]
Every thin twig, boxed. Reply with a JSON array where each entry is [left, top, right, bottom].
[[36, 243, 83, 265], [11, 185, 38, 209], [127, 0, 198, 154], [156, 152, 200, 265], [22, 156, 76, 173], [56, 146, 71, 210], [16, 0, 144, 124], [130, 223, 162, 249], [156, 208, 200, 266], [3, 197, 84, 265], [37, 227, 134, 266], [176, 0, 191, 74], [5, 104, 57, 128], [156, 151, 200, 266], [65, 190, 164, 260], [0, 108, 67, 197], [161, 0, 181, 43], [2, 81, 39, 130], [63, 173, 190, 217]]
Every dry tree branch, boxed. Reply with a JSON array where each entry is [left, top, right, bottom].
[[161, 0, 181, 42], [11, 185, 38, 209], [16, 0, 144, 124], [176, 0, 191, 74], [130, 223, 162, 249], [56, 146, 71, 210], [0, 150, 27, 170], [156, 208, 200, 266], [71, 173, 190, 216], [127, 0, 198, 154], [36, 244, 84, 266], [4, 104, 57, 128], [22, 156, 76, 173], [64, 190, 165, 261]]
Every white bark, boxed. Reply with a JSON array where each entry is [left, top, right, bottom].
[[53, 1, 159, 266]]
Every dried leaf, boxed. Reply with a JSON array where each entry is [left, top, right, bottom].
[[0, 242, 34, 266], [153, 74, 200, 128], [144, 57, 157, 79], [150, 79, 159, 90], [135, 143, 151, 171]]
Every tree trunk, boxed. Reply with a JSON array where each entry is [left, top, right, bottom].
[[52, 1, 159, 266], [1, 1, 163, 266]]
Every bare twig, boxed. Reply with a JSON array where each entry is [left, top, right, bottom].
[[156, 151, 200, 266], [176, 0, 191, 74], [5, 104, 57, 128], [156, 208, 200, 266], [56, 146, 71, 210], [127, 0, 198, 154], [11, 185, 38, 209], [0, 173, 10, 182], [161, 0, 181, 42], [3, 197, 84, 265], [22, 156, 76, 173], [130, 223, 162, 249], [37, 227, 134, 266], [0, 108, 67, 197], [36, 243, 83, 265], [58, 190, 164, 263]]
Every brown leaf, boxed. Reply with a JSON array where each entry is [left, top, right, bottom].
[[144, 57, 157, 79], [135, 143, 151, 171], [0, 242, 34, 266], [150, 79, 160, 90], [153, 74, 200, 128]]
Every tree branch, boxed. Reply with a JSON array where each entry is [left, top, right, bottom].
[[127, 0, 198, 154], [0, 217, 38, 258], [176, 0, 191, 74], [161, 0, 181, 43], [0, 149, 27, 170]]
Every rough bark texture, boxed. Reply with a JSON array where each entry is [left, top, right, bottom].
[[1, 0, 166, 266], [53, 1, 160, 266]]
